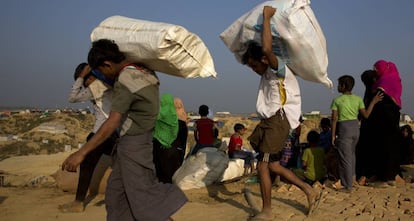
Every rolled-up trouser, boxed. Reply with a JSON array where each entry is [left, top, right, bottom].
[[230, 150, 256, 167]]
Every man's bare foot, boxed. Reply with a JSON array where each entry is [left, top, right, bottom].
[[58, 201, 84, 213], [250, 210, 272, 221], [307, 189, 322, 216]]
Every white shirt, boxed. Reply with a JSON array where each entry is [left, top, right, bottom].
[[68, 78, 112, 133], [256, 65, 301, 129]]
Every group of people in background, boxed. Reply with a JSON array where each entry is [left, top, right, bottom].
[[286, 59, 412, 194], [57, 5, 414, 221], [284, 60, 413, 195]]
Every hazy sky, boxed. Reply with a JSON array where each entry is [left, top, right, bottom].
[[1, 0, 413, 116]]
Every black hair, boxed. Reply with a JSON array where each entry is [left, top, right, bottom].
[[361, 70, 377, 87], [74, 62, 88, 81], [198, 104, 209, 116], [242, 41, 263, 65], [338, 75, 355, 91], [320, 117, 331, 127], [401, 124, 413, 138], [234, 123, 245, 132], [307, 130, 320, 144], [361, 70, 377, 105], [87, 39, 126, 69]]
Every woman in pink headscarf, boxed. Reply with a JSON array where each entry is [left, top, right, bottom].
[[368, 59, 405, 185], [373, 60, 402, 108]]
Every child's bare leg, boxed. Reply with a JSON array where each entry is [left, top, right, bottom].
[[251, 161, 256, 173], [254, 161, 273, 220], [268, 162, 320, 214], [244, 167, 250, 175]]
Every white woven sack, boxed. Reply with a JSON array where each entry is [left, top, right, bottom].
[[172, 147, 229, 190], [220, 158, 245, 182], [220, 0, 332, 88], [91, 16, 217, 79]]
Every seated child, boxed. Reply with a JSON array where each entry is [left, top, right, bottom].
[[228, 123, 256, 175], [294, 130, 327, 184], [191, 104, 216, 155]]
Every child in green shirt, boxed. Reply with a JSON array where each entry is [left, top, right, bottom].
[[330, 75, 382, 192]]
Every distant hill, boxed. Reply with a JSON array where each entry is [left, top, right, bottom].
[[0, 112, 94, 161]]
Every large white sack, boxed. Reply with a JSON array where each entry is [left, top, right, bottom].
[[172, 147, 229, 190], [220, 158, 245, 182], [91, 16, 218, 79], [220, 0, 332, 88]]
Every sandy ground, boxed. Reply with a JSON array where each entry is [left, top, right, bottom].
[[1, 153, 414, 221]]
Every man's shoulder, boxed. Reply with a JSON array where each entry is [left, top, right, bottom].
[[119, 67, 157, 81], [350, 93, 362, 99], [118, 67, 159, 93]]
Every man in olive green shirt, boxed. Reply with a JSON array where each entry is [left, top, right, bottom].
[[62, 39, 187, 221]]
